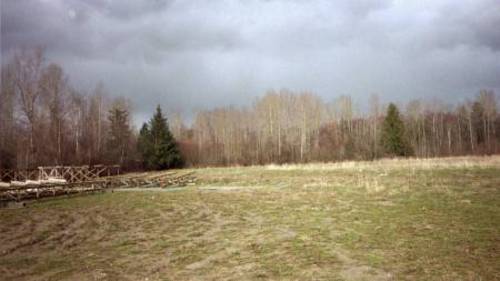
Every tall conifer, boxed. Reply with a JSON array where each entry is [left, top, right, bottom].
[[138, 105, 183, 170], [381, 103, 413, 156]]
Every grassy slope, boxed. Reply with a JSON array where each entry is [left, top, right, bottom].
[[0, 157, 499, 280]]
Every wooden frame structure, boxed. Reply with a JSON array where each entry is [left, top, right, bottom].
[[1, 168, 197, 205], [0, 165, 120, 183], [0, 169, 38, 182], [37, 165, 121, 183]]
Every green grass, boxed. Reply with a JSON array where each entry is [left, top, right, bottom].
[[1, 158, 499, 280]]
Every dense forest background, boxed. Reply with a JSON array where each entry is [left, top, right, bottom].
[[1, 49, 499, 170]]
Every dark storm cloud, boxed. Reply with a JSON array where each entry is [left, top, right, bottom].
[[418, 0, 500, 51], [2, 0, 500, 124]]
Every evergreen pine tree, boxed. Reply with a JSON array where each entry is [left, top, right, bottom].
[[107, 105, 131, 165], [138, 105, 183, 170], [137, 123, 153, 168], [381, 103, 413, 156]]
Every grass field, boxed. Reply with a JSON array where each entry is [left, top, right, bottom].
[[1, 156, 499, 280]]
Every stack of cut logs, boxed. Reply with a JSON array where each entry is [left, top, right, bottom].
[[0, 170, 197, 204], [0, 178, 106, 203]]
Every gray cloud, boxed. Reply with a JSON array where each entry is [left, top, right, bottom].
[[2, 0, 500, 125], [79, 0, 171, 20]]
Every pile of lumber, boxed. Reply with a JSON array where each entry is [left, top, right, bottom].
[[0, 170, 197, 204], [0, 179, 107, 203]]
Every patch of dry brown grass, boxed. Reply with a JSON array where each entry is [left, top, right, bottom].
[[264, 155, 500, 171]]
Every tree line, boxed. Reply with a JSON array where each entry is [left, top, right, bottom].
[[0, 49, 183, 171], [176, 90, 499, 166], [2, 48, 499, 170], [0, 49, 137, 170]]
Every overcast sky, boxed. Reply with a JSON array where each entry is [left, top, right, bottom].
[[2, 0, 500, 124]]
